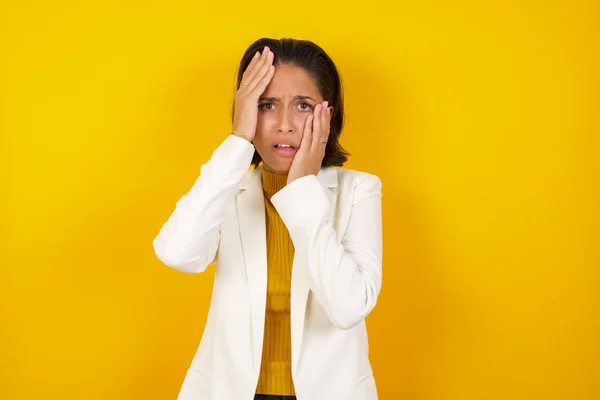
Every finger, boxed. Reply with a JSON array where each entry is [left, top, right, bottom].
[[299, 114, 314, 152], [245, 49, 274, 92], [320, 101, 329, 132], [316, 101, 330, 154], [250, 64, 275, 97], [241, 50, 260, 81], [246, 50, 273, 93], [239, 52, 262, 89], [311, 103, 323, 151], [241, 47, 269, 85], [323, 101, 332, 143]]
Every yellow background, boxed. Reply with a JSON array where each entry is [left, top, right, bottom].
[[1, 1, 598, 399]]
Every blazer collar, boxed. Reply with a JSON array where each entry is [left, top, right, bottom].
[[238, 165, 338, 192], [235, 164, 338, 376]]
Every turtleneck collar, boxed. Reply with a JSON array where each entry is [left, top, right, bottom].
[[262, 167, 288, 199]]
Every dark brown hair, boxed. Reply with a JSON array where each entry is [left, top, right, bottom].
[[233, 37, 350, 167]]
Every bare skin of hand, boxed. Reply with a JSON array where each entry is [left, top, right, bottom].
[[287, 101, 332, 185], [232, 46, 275, 142]]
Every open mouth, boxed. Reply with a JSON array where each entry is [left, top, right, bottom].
[[274, 144, 297, 150], [273, 143, 298, 156]]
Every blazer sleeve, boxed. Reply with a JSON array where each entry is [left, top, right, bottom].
[[270, 172, 383, 330], [152, 135, 255, 273]]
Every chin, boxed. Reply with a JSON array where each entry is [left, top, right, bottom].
[[264, 158, 291, 174]]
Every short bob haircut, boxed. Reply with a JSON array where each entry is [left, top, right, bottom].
[[233, 37, 350, 168]]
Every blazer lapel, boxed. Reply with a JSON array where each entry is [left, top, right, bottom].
[[236, 166, 267, 375], [290, 167, 339, 374], [236, 166, 339, 376]]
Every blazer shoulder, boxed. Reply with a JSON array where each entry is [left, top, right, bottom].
[[333, 168, 382, 206], [334, 167, 382, 188]]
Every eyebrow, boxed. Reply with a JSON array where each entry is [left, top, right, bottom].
[[259, 95, 317, 102]]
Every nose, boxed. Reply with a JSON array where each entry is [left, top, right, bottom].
[[276, 109, 295, 134]]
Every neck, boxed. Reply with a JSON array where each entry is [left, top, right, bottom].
[[262, 167, 288, 199]]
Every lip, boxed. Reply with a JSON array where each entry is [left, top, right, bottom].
[[272, 141, 298, 157]]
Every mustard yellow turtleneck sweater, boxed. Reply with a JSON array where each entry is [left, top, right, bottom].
[[255, 168, 296, 396]]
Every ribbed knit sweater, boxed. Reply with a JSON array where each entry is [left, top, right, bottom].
[[255, 168, 296, 396]]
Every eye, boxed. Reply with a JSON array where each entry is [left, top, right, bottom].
[[259, 103, 275, 111], [297, 102, 313, 111]]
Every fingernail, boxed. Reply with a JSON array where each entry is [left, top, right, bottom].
[[264, 46, 270, 53], [324, 101, 329, 108], [253, 51, 260, 59]]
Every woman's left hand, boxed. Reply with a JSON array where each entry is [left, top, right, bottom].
[[287, 101, 332, 185]]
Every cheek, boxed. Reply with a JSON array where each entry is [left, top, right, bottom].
[[295, 111, 312, 125], [253, 116, 272, 151], [256, 113, 274, 131]]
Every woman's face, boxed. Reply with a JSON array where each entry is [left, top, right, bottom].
[[253, 63, 324, 174]]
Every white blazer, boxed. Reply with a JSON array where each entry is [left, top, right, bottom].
[[153, 135, 383, 400]]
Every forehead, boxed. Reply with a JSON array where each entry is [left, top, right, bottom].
[[264, 64, 323, 100]]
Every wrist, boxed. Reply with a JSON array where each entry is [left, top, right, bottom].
[[287, 172, 312, 185], [231, 129, 252, 142]]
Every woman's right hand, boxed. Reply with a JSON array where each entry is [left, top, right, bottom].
[[232, 46, 275, 142]]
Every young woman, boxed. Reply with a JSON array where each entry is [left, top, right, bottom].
[[153, 37, 383, 400]]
